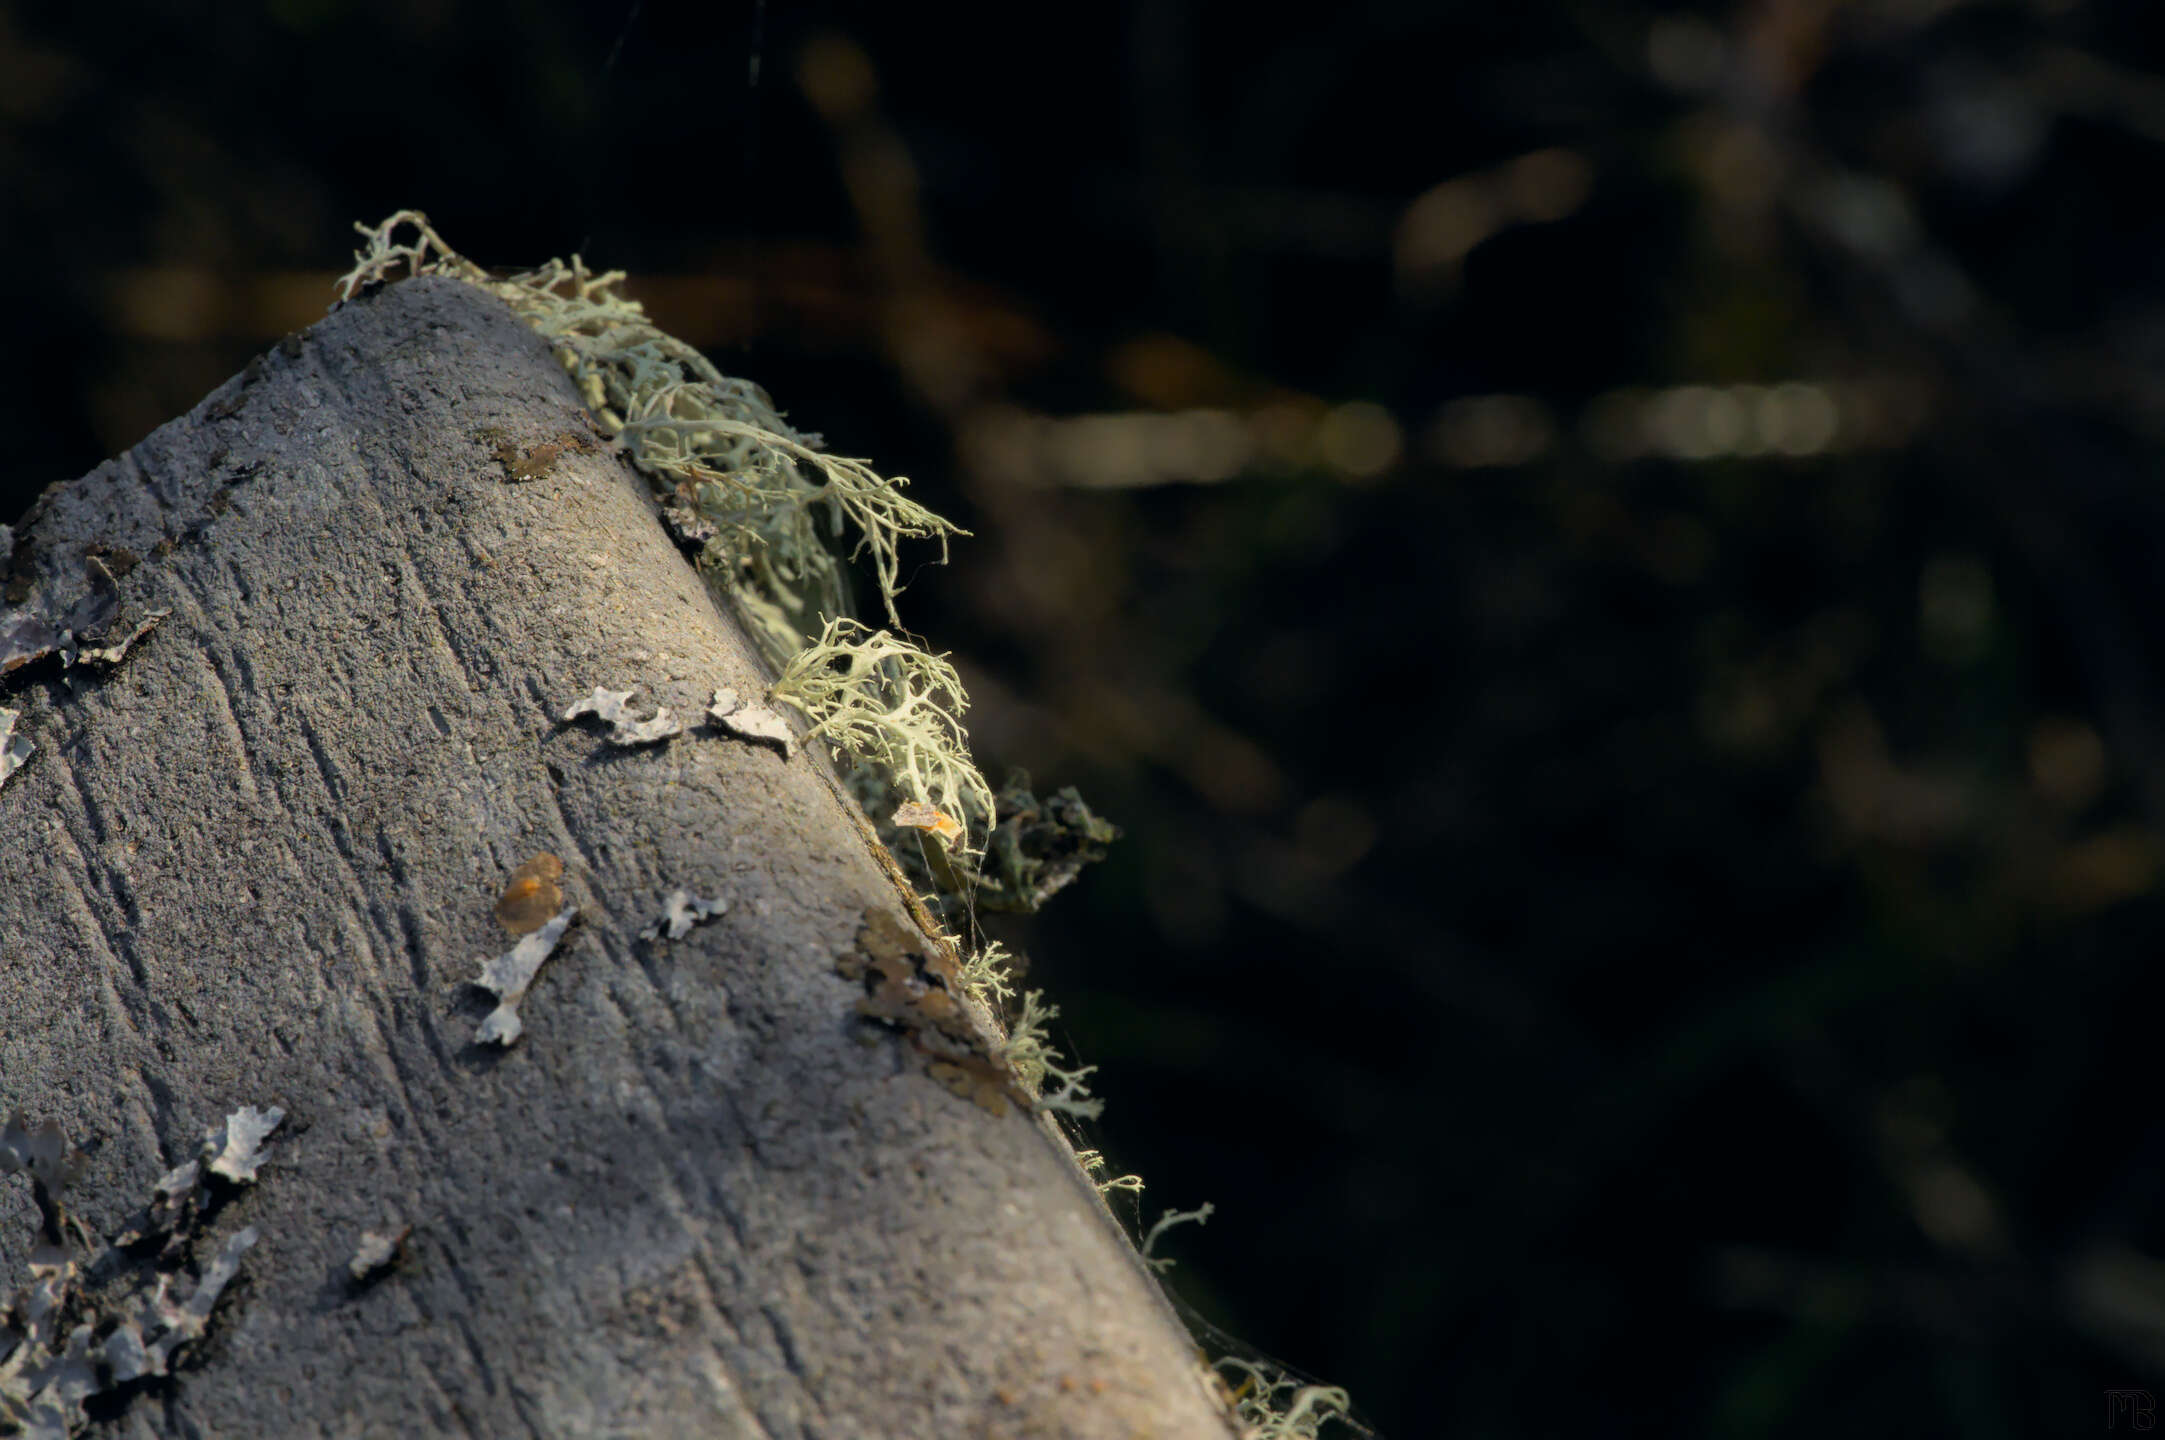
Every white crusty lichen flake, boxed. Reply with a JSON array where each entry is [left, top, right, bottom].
[[706, 686, 794, 759], [560, 685, 684, 747], [639, 887, 730, 942], [0, 706, 30, 792], [0, 1110, 78, 1190], [347, 1223, 412, 1284], [472, 905, 580, 1046], [203, 1105, 285, 1184]]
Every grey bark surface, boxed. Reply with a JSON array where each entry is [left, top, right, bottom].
[[0, 277, 1233, 1439]]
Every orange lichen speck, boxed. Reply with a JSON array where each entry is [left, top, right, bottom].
[[495, 853, 566, 934]]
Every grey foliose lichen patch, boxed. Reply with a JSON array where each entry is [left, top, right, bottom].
[[2, 568, 164, 697], [201, 1106, 283, 1185], [56, 611, 166, 675], [638, 889, 729, 943], [0, 1106, 281, 1437], [0, 709, 28, 794], [471, 906, 580, 1046], [0, 619, 55, 683], [974, 770, 1123, 915], [97, 1226, 258, 1386], [705, 687, 793, 759], [992, 991, 1102, 1123], [0, 1118, 76, 1191], [101, 1105, 283, 1257], [560, 686, 684, 747]]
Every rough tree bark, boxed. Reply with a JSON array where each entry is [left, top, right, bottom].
[[0, 277, 1232, 1438]]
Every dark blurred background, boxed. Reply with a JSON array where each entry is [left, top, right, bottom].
[[11, 0, 2165, 1433]]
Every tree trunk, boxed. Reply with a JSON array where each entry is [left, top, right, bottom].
[[0, 277, 1232, 1438]]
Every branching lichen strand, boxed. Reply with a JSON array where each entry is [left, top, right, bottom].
[[338, 211, 961, 667], [997, 990, 1102, 1121], [768, 618, 996, 855]]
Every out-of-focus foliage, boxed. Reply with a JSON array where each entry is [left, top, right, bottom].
[[9, 1, 2165, 1433]]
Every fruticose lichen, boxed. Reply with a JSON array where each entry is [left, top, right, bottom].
[[769, 618, 995, 855], [976, 769, 1123, 914], [995, 990, 1102, 1122], [1214, 1359, 1361, 1440], [951, 939, 1018, 1009], [1075, 1150, 1144, 1199], [1139, 1202, 1215, 1275], [337, 210, 959, 672]]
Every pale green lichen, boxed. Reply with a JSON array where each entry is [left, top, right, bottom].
[[996, 989, 1101, 1121], [1215, 1358, 1361, 1440], [1075, 1149, 1145, 1199], [952, 938, 1019, 1011], [768, 618, 995, 853], [1140, 1201, 1215, 1274], [617, 379, 957, 632], [338, 211, 960, 671]]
